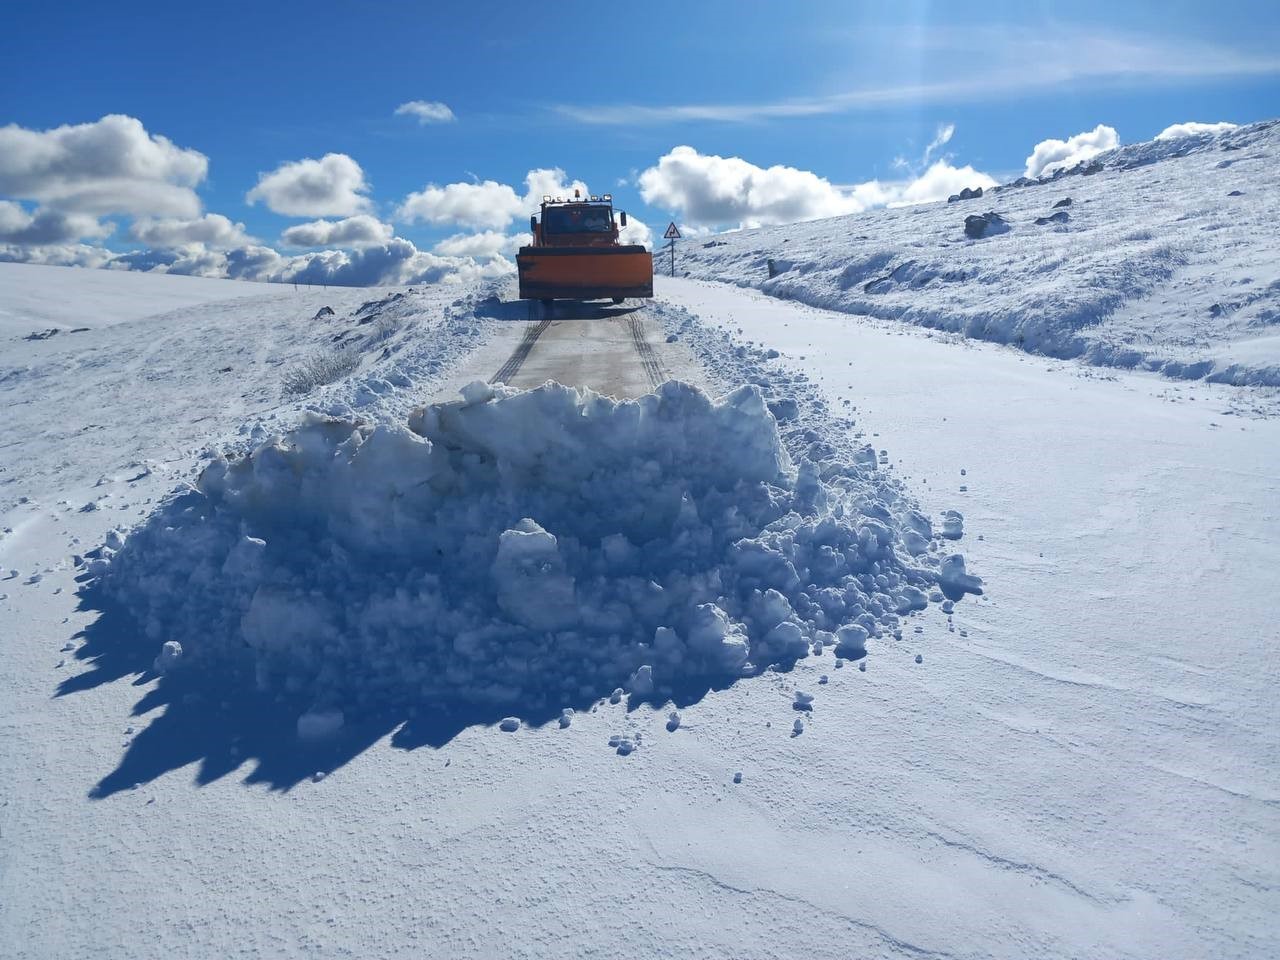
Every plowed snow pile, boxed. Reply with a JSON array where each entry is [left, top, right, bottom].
[[92, 380, 980, 716]]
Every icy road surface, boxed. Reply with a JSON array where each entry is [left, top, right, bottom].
[[1, 263, 1277, 960]]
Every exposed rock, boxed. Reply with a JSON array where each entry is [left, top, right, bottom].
[[964, 212, 1010, 240], [1034, 210, 1071, 226], [1228, 190, 1244, 197], [1053, 197, 1073, 208], [947, 186, 985, 203], [313, 306, 335, 320]]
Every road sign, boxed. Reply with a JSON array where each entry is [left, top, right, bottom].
[[663, 222, 681, 240]]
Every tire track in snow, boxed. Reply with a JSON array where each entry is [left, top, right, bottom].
[[490, 318, 551, 385], [627, 312, 666, 388]]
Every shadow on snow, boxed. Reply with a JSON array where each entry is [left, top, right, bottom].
[[474, 296, 642, 323], [61, 576, 748, 799]]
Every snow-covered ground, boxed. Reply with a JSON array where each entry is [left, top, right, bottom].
[[0, 261, 287, 336], [2, 231, 1278, 959], [676, 119, 1280, 386]]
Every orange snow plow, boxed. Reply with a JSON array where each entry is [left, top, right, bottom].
[[517, 191, 653, 304]]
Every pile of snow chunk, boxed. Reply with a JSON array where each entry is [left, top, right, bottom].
[[94, 380, 979, 717]]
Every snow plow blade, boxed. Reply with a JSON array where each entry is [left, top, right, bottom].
[[517, 245, 653, 301]]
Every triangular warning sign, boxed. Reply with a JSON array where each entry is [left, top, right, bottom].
[[663, 222, 681, 239]]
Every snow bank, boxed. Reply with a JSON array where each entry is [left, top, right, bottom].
[[92, 380, 978, 718], [674, 119, 1280, 386]]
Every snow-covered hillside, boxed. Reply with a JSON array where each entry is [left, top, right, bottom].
[[676, 119, 1280, 385]]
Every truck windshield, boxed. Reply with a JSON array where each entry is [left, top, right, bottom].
[[542, 205, 613, 234]]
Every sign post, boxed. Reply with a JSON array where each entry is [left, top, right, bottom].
[[663, 222, 681, 278]]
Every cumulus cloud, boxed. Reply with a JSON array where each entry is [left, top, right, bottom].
[[397, 167, 590, 231], [638, 146, 865, 229], [394, 100, 456, 124], [246, 153, 371, 217], [1155, 120, 1237, 141], [397, 179, 523, 230], [637, 146, 995, 230], [106, 244, 231, 278], [618, 214, 652, 248], [892, 161, 996, 206], [1024, 124, 1119, 178], [85, 235, 513, 288], [280, 215, 394, 248], [127, 213, 252, 249], [0, 201, 112, 245], [432, 230, 529, 259], [0, 241, 116, 268], [0, 114, 207, 218]]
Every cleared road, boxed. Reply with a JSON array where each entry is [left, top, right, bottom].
[[483, 300, 705, 398]]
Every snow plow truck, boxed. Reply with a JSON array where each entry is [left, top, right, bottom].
[[517, 191, 653, 305]]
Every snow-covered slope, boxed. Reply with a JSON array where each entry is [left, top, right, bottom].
[[676, 119, 1280, 385], [0, 261, 284, 336]]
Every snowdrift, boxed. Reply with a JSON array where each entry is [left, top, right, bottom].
[[676, 119, 1280, 385], [91, 380, 979, 721]]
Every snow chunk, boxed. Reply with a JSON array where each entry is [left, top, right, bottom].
[[152, 640, 183, 675], [626, 665, 655, 697], [938, 554, 984, 600]]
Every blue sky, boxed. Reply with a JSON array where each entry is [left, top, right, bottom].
[[2, 0, 1278, 283]]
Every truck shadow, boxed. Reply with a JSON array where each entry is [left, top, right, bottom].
[[474, 296, 642, 322]]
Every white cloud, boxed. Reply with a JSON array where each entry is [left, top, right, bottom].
[[280, 215, 394, 248], [1024, 124, 1120, 178], [521, 169, 590, 207], [892, 161, 997, 206], [922, 123, 955, 165], [246, 153, 371, 217], [394, 100, 456, 124], [128, 213, 251, 249], [637, 146, 995, 230], [0, 201, 112, 245], [88, 236, 515, 288], [0, 241, 116, 268], [432, 230, 529, 259], [0, 114, 207, 217], [1154, 120, 1238, 141], [397, 167, 590, 231], [638, 146, 866, 229], [397, 180, 522, 230], [618, 214, 652, 248]]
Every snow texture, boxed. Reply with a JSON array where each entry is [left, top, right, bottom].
[[674, 119, 1280, 385], [92, 379, 977, 722]]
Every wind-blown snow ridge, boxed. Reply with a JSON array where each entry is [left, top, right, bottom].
[[90, 379, 979, 721], [675, 119, 1280, 386]]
